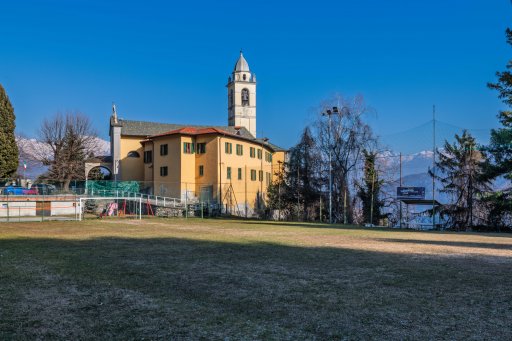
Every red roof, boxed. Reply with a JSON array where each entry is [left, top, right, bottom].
[[148, 127, 238, 139], [141, 126, 283, 152]]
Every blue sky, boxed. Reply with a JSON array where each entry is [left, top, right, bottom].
[[1, 0, 510, 152]]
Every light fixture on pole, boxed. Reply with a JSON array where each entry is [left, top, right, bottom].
[[322, 106, 339, 224]]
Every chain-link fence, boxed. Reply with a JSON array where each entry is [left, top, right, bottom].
[[0, 176, 274, 222]]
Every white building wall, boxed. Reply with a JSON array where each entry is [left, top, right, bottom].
[[0, 202, 36, 217]]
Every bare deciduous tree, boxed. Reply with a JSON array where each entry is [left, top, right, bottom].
[[37, 112, 99, 191], [313, 94, 377, 223]]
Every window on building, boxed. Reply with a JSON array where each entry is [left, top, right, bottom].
[[143, 150, 153, 163], [236, 144, 243, 156], [127, 151, 140, 158], [250, 147, 255, 158], [227, 167, 232, 180], [197, 143, 206, 154], [160, 166, 168, 177], [241, 88, 249, 107], [259, 170, 263, 182], [257, 149, 262, 159], [265, 151, 273, 162], [199, 165, 204, 176], [225, 142, 232, 154], [266, 172, 271, 186], [251, 169, 256, 181], [238, 168, 242, 180], [183, 142, 195, 154], [160, 144, 168, 156]]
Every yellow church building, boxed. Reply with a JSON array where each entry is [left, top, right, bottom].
[[98, 52, 287, 215]]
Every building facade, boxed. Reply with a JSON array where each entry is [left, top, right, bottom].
[[92, 52, 286, 215]]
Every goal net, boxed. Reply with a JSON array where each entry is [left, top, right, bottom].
[[79, 197, 145, 220]]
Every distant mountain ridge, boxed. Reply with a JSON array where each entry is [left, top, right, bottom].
[[15, 136, 110, 179], [378, 150, 510, 204]]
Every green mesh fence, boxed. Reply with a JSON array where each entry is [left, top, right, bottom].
[[86, 181, 140, 196]]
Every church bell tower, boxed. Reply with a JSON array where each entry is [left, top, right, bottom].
[[227, 51, 257, 137]]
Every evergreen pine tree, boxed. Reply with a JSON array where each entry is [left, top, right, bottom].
[[357, 150, 386, 225], [267, 127, 322, 221], [430, 131, 490, 230], [485, 28, 512, 225], [0, 84, 19, 179]]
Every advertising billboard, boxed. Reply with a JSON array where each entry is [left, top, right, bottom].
[[397, 187, 425, 200]]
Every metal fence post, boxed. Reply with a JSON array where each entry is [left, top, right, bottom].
[[6, 193, 9, 222], [79, 198, 83, 221], [139, 197, 142, 220]]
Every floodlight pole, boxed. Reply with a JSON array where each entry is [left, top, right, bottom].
[[322, 106, 339, 224]]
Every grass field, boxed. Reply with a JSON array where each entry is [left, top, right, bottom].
[[1, 218, 511, 340]]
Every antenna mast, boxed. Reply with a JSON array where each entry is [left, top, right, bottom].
[[432, 105, 436, 230]]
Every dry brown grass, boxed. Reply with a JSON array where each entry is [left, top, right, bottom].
[[1, 218, 511, 339]]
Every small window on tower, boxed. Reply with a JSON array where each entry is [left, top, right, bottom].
[[241, 88, 249, 107], [243, 74, 247, 81]]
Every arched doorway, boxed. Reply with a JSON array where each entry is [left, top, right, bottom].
[[87, 166, 112, 180]]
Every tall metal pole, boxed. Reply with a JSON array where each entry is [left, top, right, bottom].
[[432, 105, 436, 230], [469, 144, 473, 228], [260, 141, 263, 206], [370, 163, 375, 226], [319, 196, 322, 222], [399, 152, 402, 228], [297, 166, 300, 221], [278, 161, 282, 221], [343, 188, 347, 224], [323, 107, 338, 224], [245, 165, 248, 218], [328, 114, 332, 224]]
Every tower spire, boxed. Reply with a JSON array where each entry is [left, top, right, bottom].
[[112, 102, 118, 123], [227, 51, 257, 137]]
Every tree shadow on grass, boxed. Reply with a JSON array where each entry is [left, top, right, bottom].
[[235, 220, 366, 230], [373, 238, 512, 251], [235, 220, 512, 237], [1, 236, 511, 340]]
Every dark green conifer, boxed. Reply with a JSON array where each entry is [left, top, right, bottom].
[[0, 84, 19, 179]]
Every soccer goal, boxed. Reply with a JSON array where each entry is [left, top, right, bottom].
[[78, 196, 145, 220]]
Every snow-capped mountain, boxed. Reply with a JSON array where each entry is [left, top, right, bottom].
[[15, 136, 110, 179], [378, 150, 510, 204], [377, 150, 435, 178]]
